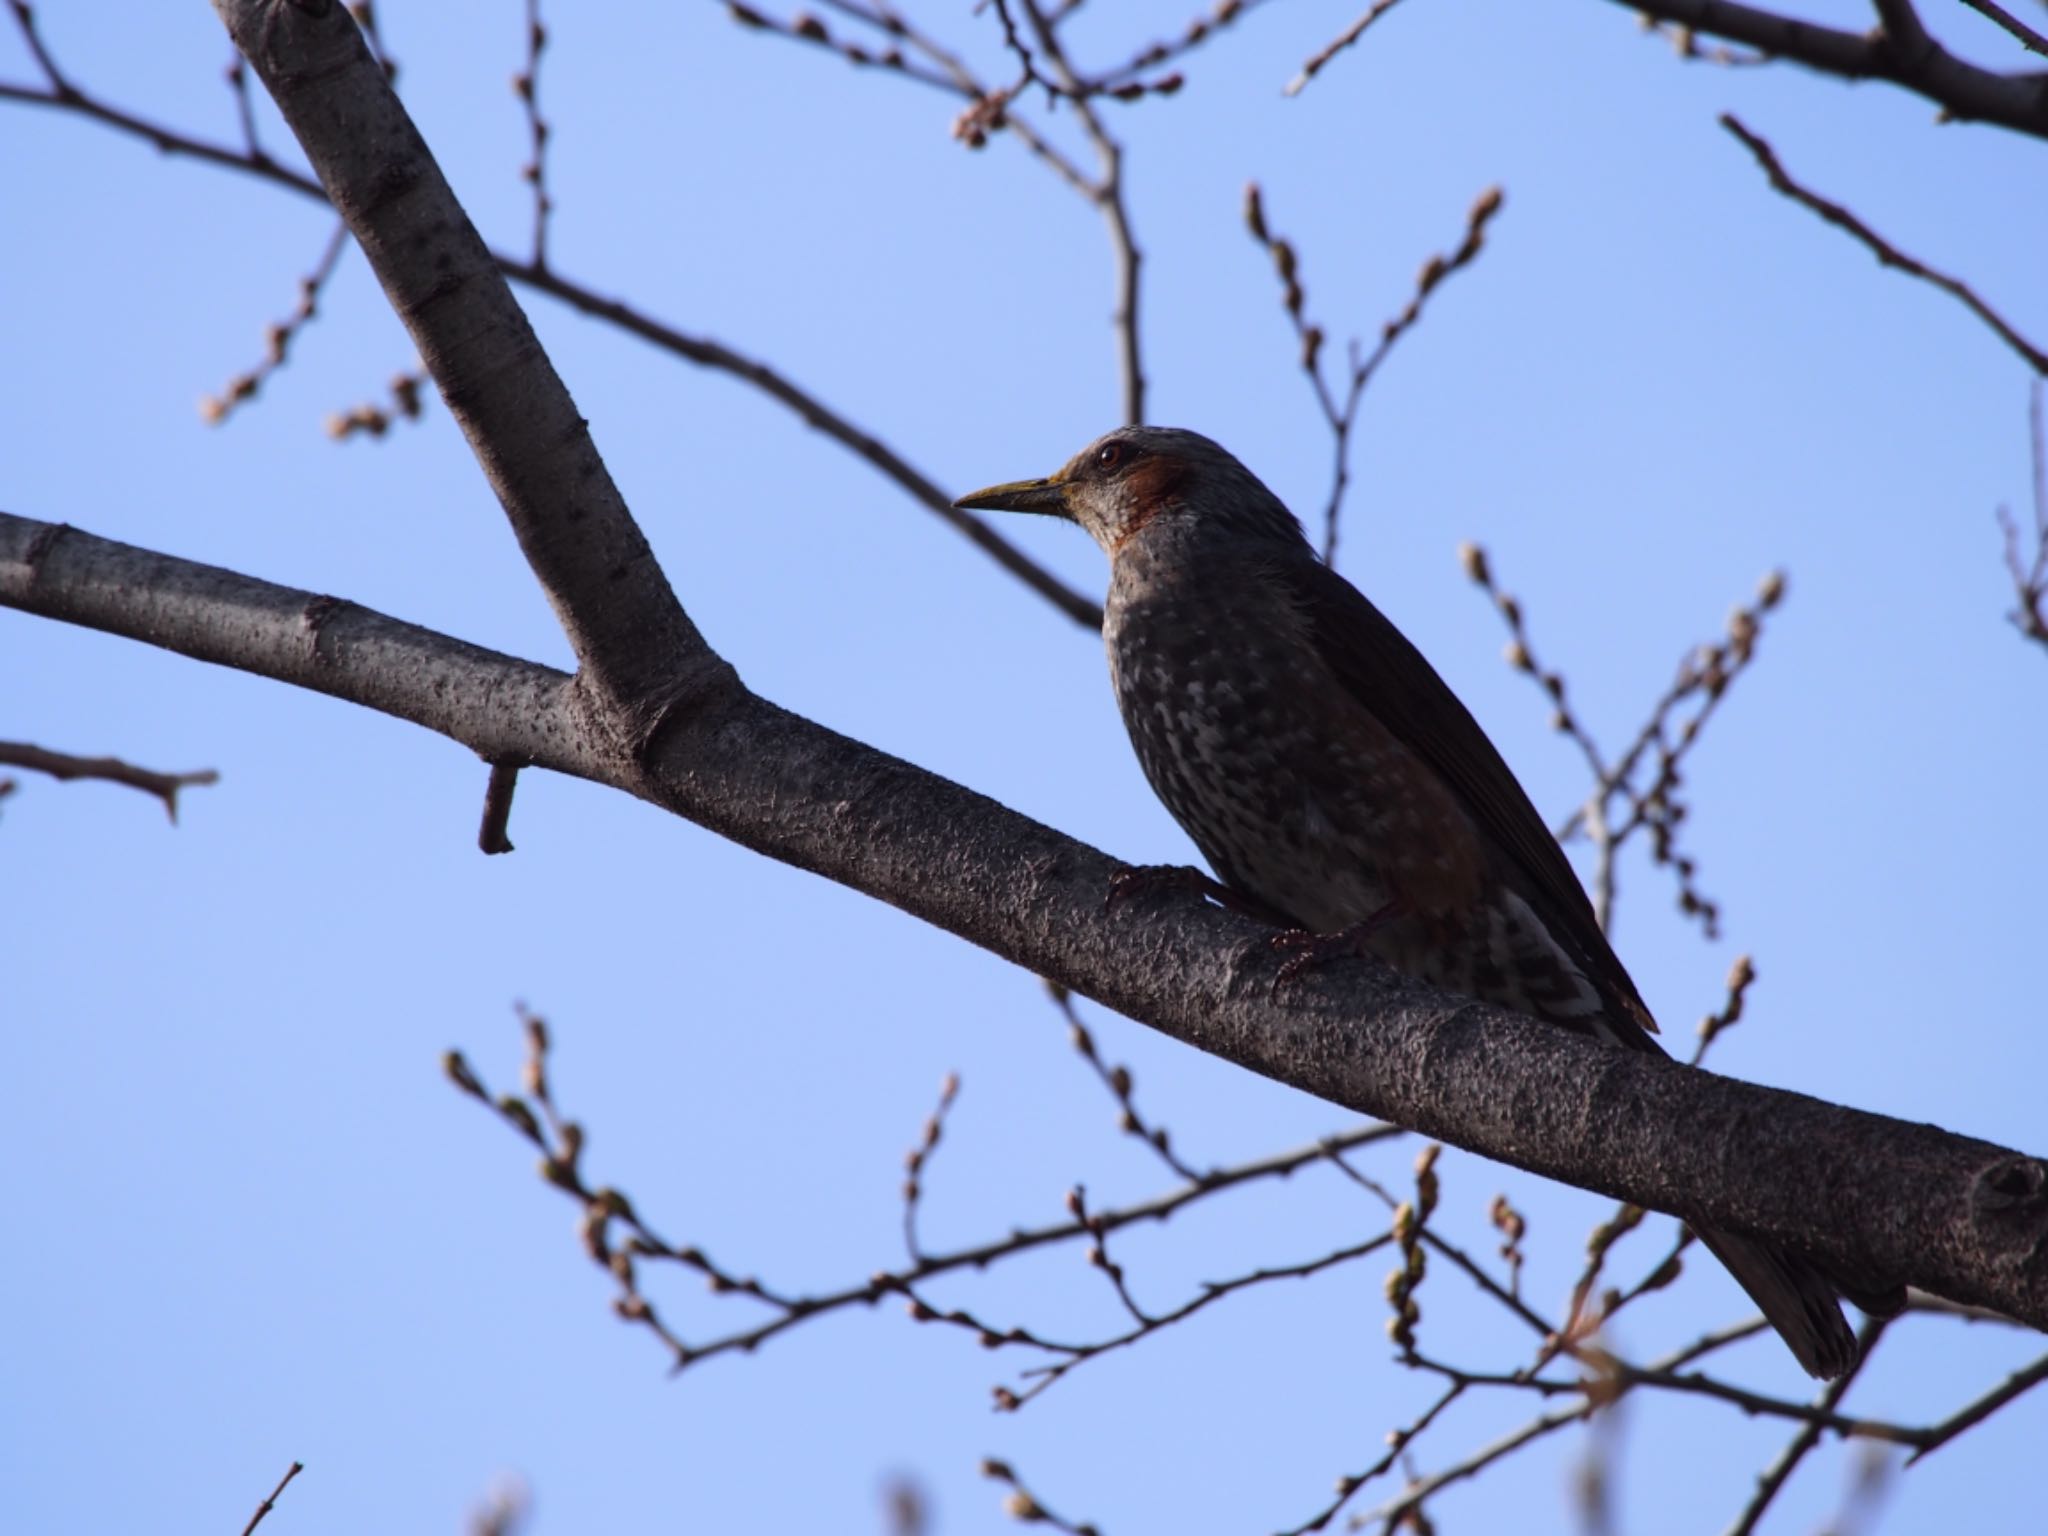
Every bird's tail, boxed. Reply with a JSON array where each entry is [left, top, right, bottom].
[[1693, 1226, 1862, 1379]]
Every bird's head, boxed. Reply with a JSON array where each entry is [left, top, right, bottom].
[[953, 426, 1304, 558]]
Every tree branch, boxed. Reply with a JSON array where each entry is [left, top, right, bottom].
[[209, 0, 712, 742], [0, 741, 219, 821], [1611, 0, 2048, 141], [1720, 113, 2048, 375], [5, 505, 2046, 1329]]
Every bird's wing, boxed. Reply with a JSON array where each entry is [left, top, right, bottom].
[[1282, 555, 1660, 1042]]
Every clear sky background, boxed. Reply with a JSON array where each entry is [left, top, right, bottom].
[[4, 3, 2045, 1533]]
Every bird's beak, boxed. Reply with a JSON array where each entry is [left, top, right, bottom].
[[952, 475, 1070, 517]]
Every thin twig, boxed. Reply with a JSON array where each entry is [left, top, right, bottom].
[[1360, 1404, 1591, 1528], [1284, 0, 1413, 96], [979, 1459, 1103, 1536], [200, 220, 350, 426], [1957, 0, 2048, 56], [1722, 1314, 1889, 1536], [1689, 953, 1756, 1067], [0, 741, 219, 821], [1047, 982, 1205, 1182], [1089, 0, 1279, 93], [1005, 1228, 1395, 1408], [1275, 1380, 1466, 1536], [1998, 380, 2048, 650], [1901, 1348, 2048, 1464], [449, 1033, 1402, 1374], [1018, 0, 1147, 424], [1245, 184, 1502, 563], [1721, 113, 2048, 374], [514, 0, 554, 268], [223, 50, 264, 159], [240, 1461, 304, 1536], [900, 1071, 961, 1262]]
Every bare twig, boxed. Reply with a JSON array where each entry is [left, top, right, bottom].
[[1958, 0, 2048, 56], [1721, 114, 2048, 375], [1999, 380, 2048, 650], [200, 220, 350, 426], [323, 367, 428, 441], [1246, 184, 1503, 563], [478, 760, 521, 854], [1047, 982, 1205, 1182], [223, 50, 264, 159], [980, 1459, 1103, 1536], [1283, 0, 1412, 96], [1275, 1380, 1466, 1536], [513, 0, 554, 267], [240, 1461, 304, 1536], [0, 741, 219, 821], [900, 1071, 961, 1261], [725, 3, 960, 92], [1688, 953, 1756, 1067], [1723, 1315, 1888, 1536], [1089, 0, 1278, 93], [1063, 1182, 1153, 1329], [1464, 543, 1784, 936], [1363, 1404, 1592, 1529], [446, 1025, 1406, 1375], [1017, 0, 1147, 424], [1900, 1348, 2048, 1464], [1005, 1226, 1396, 1408]]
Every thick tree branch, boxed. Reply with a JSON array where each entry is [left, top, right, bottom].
[[0, 516, 598, 775], [208, 0, 712, 740], [5, 505, 2046, 1328], [1611, 0, 2048, 141]]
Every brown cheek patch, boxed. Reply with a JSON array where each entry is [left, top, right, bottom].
[[1112, 456, 1188, 551]]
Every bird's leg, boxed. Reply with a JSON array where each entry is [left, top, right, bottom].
[[1268, 901, 1406, 994], [1106, 863, 1291, 926]]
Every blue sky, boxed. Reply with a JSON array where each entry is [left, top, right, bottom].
[[4, 3, 2045, 1533]]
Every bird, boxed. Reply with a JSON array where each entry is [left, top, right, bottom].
[[955, 424, 1896, 1378]]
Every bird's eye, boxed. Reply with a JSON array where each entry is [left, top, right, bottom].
[[1095, 443, 1123, 471]]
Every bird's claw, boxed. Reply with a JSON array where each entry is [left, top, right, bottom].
[[1266, 904, 1400, 997], [1268, 928, 1355, 995]]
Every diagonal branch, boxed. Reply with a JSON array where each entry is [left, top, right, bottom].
[[210, 0, 710, 739], [1956, 0, 2048, 59], [4, 506, 2046, 1331], [1720, 114, 2048, 375], [1610, 0, 2048, 141]]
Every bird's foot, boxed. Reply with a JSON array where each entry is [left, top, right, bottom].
[[1106, 864, 1287, 925], [1268, 903, 1402, 995]]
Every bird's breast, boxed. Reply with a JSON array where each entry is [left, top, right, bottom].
[[1103, 575, 1398, 932]]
